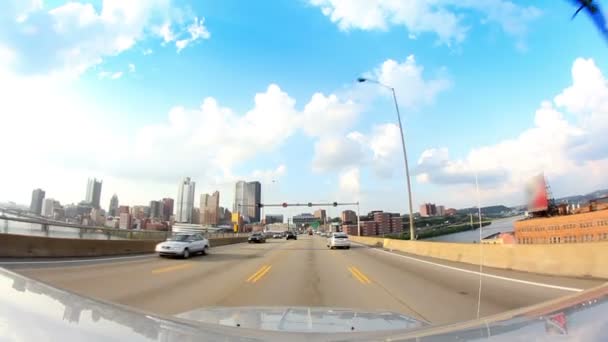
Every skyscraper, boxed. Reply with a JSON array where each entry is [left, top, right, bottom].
[[233, 181, 261, 223], [175, 177, 195, 223], [149, 200, 162, 219], [200, 191, 220, 225], [30, 188, 45, 215], [233, 181, 246, 214], [245, 181, 261, 223], [162, 198, 174, 221], [85, 178, 102, 209], [108, 194, 119, 217]]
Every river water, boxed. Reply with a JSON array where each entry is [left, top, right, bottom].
[[425, 215, 523, 243], [1, 214, 122, 240]]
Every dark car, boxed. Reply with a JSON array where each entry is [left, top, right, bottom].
[[248, 232, 266, 243], [286, 231, 297, 240]]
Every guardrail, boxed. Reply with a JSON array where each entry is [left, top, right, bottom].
[[1, 215, 251, 241]]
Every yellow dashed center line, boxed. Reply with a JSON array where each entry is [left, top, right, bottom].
[[151, 263, 193, 274], [348, 266, 371, 284], [246, 265, 272, 283]]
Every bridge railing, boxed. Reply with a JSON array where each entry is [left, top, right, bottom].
[[1, 215, 169, 241], [1, 215, 253, 241]]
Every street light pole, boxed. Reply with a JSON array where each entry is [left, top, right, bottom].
[[357, 77, 416, 240]]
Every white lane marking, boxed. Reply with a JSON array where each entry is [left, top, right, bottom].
[[0, 241, 250, 266], [351, 242, 584, 292]]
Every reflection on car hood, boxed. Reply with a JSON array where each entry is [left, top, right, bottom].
[[1, 267, 608, 341], [175, 306, 424, 333]]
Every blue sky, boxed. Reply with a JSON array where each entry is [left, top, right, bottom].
[[1, 0, 608, 217]]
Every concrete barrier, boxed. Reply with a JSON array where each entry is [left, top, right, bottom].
[[0, 234, 248, 258], [350, 235, 608, 279]]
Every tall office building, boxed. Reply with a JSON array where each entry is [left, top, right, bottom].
[[162, 198, 174, 221], [85, 178, 102, 209], [175, 177, 195, 223], [245, 181, 261, 223], [200, 191, 220, 225], [30, 188, 45, 215], [233, 181, 262, 222], [149, 200, 162, 219], [233, 181, 246, 214], [108, 194, 119, 217]]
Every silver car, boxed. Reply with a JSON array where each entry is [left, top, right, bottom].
[[155, 233, 210, 258], [327, 232, 350, 249]]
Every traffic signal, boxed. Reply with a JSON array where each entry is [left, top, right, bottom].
[[333, 202, 338, 207], [282, 202, 288, 208], [256, 203, 264, 208]]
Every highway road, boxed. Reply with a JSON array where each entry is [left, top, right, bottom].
[[3, 235, 604, 325]]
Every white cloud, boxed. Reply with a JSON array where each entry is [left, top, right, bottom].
[[312, 133, 366, 172], [158, 22, 175, 43], [311, 122, 402, 179], [301, 93, 360, 137], [339, 168, 360, 197], [142, 48, 153, 55], [176, 17, 210, 52], [98, 70, 123, 80], [415, 58, 608, 204], [370, 55, 451, 108], [1, 0, 209, 76], [309, 0, 540, 46], [369, 123, 401, 177], [128, 63, 136, 73]]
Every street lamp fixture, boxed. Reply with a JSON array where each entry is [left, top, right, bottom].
[[357, 77, 416, 240]]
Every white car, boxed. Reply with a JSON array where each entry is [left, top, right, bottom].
[[155, 233, 210, 258], [327, 232, 350, 249]]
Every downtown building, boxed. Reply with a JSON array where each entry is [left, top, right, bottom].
[[175, 177, 196, 223], [341, 210, 357, 224], [200, 191, 220, 225], [342, 211, 403, 237], [149, 200, 162, 219], [30, 188, 45, 215], [42, 198, 61, 218], [419, 203, 437, 217], [108, 194, 119, 217], [162, 198, 174, 221], [85, 178, 102, 209], [233, 181, 261, 223], [314, 209, 327, 224]]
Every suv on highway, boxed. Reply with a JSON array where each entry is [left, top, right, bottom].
[[248, 232, 266, 243], [327, 232, 350, 249], [286, 231, 297, 240], [155, 233, 210, 258]]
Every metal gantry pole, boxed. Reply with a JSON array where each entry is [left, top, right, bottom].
[[357, 202, 361, 236]]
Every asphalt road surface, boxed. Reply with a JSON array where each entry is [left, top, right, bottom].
[[5, 235, 604, 325]]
